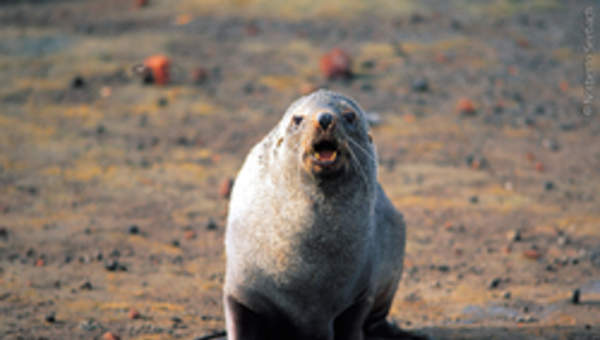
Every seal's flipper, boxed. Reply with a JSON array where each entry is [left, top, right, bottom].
[[365, 319, 430, 340]]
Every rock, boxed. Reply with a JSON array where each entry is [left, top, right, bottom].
[[143, 55, 170, 85], [507, 229, 522, 242], [0, 227, 8, 240], [102, 332, 121, 340], [219, 178, 234, 199], [523, 249, 542, 260], [71, 75, 86, 89], [571, 288, 580, 304], [489, 277, 502, 289], [503, 291, 512, 299], [128, 307, 141, 319], [45, 312, 56, 323], [411, 78, 429, 92], [184, 230, 197, 240], [320, 48, 353, 80], [469, 196, 479, 204], [206, 218, 218, 231], [79, 281, 93, 290], [171, 240, 180, 247], [128, 225, 140, 235], [456, 98, 476, 115], [544, 181, 555, 191], [192, 67, 208, 84]]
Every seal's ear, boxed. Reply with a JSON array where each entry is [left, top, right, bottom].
[[368, 134, 373, 143]]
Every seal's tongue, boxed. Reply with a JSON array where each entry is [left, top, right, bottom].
[[316, 150, 337, 162]]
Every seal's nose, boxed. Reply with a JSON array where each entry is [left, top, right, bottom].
[[318, 112, 334, 130]]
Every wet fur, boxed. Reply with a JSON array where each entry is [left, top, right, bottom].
[[224, 90, 416, 340]]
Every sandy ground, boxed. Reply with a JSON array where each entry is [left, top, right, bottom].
[[0, 0, 599, 339]]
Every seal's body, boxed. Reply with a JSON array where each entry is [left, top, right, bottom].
[[224, 90, 415, 340]]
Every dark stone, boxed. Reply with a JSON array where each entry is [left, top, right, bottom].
[[0, 227, 8, 240], [489, 277, 502, 289], [80, 281, 93, 290], [206, 219, 218, 231], [45, 313, 56, 323], [71, 76, 86, 89], [171, 240, 180, 247], [96, 124, 106, 135], [157, 97, 168, 107], [544, 181, 554, 191], [411, 78, 429, 92], [571, 288, 580, 304], [104, 260, 119, 271], [470, 196, 479, 204], [128, 225, 140, 235]]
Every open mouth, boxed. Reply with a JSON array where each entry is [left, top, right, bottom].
[[311, 139, 339, 166]]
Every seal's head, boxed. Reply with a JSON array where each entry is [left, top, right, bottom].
[[276, 90, 375, 183]]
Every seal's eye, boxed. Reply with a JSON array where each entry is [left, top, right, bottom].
[[343, 111, 356, 124], [292, 115, 303, 125]]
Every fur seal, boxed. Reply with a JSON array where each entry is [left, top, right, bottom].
[[224, 90, 422, 340]]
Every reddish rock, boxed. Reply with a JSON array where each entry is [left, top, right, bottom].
[[135, 0, 148, 8], [320, 48, 353, 80], [456, 98, 476, 115], [191, 67, 208, 84], [219, 178, 234, 199], [35, 258, 45, 267], [523, 249, 542, 260], [144, 55, 170, 85], [103, 332, 121, 340], [535, 161, 545, 172], [128, 307, 141, 320], [184, 230, 197, 240]]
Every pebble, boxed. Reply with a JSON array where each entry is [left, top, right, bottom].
[[157, 97, 168, 107], [319, 48, 353, 80], [507, 229, 522, 242], [128, 307, 141, 319], [469, 196, 479, 204], [542, 138, 559, 151], [143, 55, 170, 85], [71, 75, 86, 89], [80, 281, 93, 290], [411, 78, 429, 92], [0, 227, 8, 240], [206, 218, 218, 231], [128, 224, 140, 235], [571, 288, 580, 304], [105, 260, 127, 271], [544, 181, 554, 191], [219, 178, 234, 199], [45, 312, 56, 323], [96, 124, 106, 135], [102, 332, 121, 340], [489, 277, 502, 289], [503, 291, 512, 299], [192, 67, 208, 84], [171, 240, 180, 247], [135, 0, 149, 8], [523, 249, 542, 260], [184, 230, 197, 240], [456, 98, 476, 115], [516, 316, 538, 323]]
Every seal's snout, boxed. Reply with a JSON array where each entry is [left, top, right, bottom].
[[317, 112, 335, 131]]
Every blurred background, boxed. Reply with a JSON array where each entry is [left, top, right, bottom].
[[0, 0, 599, 339]]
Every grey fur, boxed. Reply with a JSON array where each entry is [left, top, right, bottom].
[[224, 90, 407, 340]]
